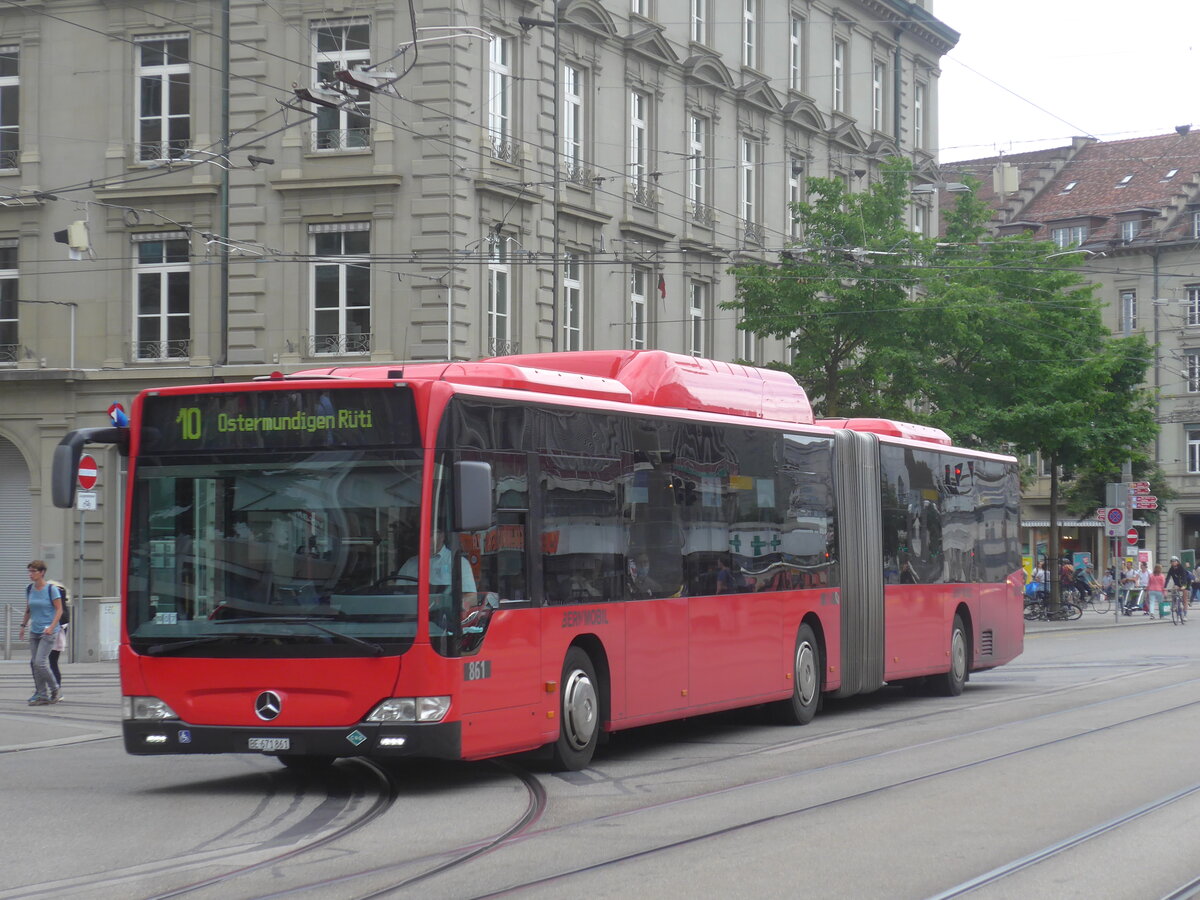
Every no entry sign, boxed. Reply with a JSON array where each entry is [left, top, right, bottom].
[[78, 454, 98, 490], [1126, 527, 1139, 546]]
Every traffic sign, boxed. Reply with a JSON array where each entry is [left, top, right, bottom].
[[77, 454, 98, 490], [1132, 496, 1158, 509], [1105, 507, 1126, 536], [1127, 527, 1139, 546], [76, 491, 97, 511], [1128, 482, 1151, 494]]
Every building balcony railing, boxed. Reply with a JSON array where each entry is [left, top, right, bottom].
[[488, 338, 520, 357], [0, 148, 17, 170], [310, 128, 371, 152], [134, 339, 191, 361], [0, 342, 18, 362], [563, 163, 594, 188], [688, 201, 716, 228], [488, 133, 520, 164], [742, 220, 764, 246], [306, 332, 372, 357], [629, 181, 659, 208], [137, 141, 191, 164]]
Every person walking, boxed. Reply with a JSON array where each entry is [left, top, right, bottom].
[[18, 560, 63, 705], [1147, 564, 1166, 619]]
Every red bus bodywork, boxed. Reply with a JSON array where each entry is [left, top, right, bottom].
[[61, 350, 1022, 767]]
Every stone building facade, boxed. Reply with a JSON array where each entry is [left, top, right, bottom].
[[0, 0, 957, 618]]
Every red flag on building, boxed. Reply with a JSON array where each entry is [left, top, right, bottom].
[[658, 274, 666, 299]]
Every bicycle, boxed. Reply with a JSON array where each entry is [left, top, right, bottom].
[[1023, 596, 1083, 621], [1075, 584, 1110, 614], [1170, 588, 1188, 626]]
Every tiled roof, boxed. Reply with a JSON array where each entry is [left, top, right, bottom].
[[945, 131, 1200, 246]]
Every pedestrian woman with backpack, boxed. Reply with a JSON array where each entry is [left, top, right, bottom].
[[18, 560, 63, 705]]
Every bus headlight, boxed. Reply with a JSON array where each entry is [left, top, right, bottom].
[[123, 696, 180, 721], [366, 696, 450, 723]]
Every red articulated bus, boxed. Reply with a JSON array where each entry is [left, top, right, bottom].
[[52, 350, 1023, 771]]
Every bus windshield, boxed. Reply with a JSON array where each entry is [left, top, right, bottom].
[[127, 451, 425, 657]]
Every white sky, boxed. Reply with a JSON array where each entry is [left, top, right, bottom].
[[934, 0, 1199, 162]]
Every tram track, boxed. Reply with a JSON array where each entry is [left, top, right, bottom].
[[463, 691, 1200, 898]]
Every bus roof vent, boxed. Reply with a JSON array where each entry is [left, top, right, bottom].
[[484, 350, 813, 424], [439, 362, 634, 403], [817, 418, 952, 446]]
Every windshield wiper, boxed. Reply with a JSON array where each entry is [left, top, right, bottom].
[[213, 616, 385, 656], [146, 634, 226, 656]]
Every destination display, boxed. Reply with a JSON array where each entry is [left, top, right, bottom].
[[139, 386, 417, 453]]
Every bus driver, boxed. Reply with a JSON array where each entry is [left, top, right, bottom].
[[397, 530, 477, 630]]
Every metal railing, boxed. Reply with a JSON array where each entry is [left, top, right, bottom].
[[630, 181, 659, 207], [310, 128, 371, 152], [488, 338, 520, 357], [134, 339, 191, 361], [0, 342, 18, 362], [688, 202, 716, 228], [305, 332, 372, 357]]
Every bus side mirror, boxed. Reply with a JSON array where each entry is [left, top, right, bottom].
[[51, 426, 130, 509], [454, 460, 493, 533]]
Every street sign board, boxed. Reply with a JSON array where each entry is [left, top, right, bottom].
[[1127, 527, 1139, 546], [1132, 497, 1158, 509], [1128, 482, 1151, 494], [1105, 507, 1126, 536], [76, 491, 97, 511], [77, 454, 98, 490]]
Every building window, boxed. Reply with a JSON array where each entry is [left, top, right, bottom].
[[488, 235, 512, 354], [739, 318, 757, 363], [631, 0, 645, 15], [872, 61, 885, 132], [134, 233, 190, 360], [691, 0, 706, 44], [740, 137, 758, 233], [312, 20, 370, 151], [687, 114, 707, 215], [688, 281, 707, 357], [1193, 210, 1200, 239], [788, 156, 804, 239], [0, 242, 16, 361], [488, 35, 513, 161], [913, 82, 926, 149], [1120, 219, 1139, 242], [1188, 352, 1200, 393], [1051, 225, 1088, 249], [563, 254, 582, 351], [742, 0, 757, 69], [310, 223, 370, 356], [913, 204, 927, 236], [789, 17, 803, 91], [0, 47, 17, 170], [136, 35, 190, 162], [630, 268, 647, 350], [563, 64, 584, 180], [832, 39, 846, 111], [629, 91, 654, 204], [1120, 289, 1137, 331], [1188, 285, 1200, 328], [1188, 427, 1200, 474]]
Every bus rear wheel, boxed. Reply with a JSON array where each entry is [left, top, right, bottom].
[[931, 614, 968, 697], [774, 623, 821, 725], [551, 647, 600, 771]]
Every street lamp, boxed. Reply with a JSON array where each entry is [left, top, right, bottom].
[[518, 12, 560, 352]]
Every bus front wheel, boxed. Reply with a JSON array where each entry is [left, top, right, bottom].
[[551, 647, 600, 771], [774, 623, 821, 725]]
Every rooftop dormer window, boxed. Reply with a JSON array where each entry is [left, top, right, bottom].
[[1116, 174, 1133, 188], [1163, 168, 1179, 181], [1060, 181, 1077, 194]]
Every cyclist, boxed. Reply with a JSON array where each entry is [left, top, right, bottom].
[[1166, 556, 1192, 612]]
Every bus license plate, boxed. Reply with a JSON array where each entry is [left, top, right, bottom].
[[248, 737, 290, 752]]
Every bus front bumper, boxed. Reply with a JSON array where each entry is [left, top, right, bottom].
[[122, 720, 462, 760]]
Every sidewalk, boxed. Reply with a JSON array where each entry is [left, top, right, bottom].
[[1025, 610, 1178, 634], [0, 660, 120, 753]]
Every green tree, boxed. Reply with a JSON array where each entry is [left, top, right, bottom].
[[727, 157, 930, 416], [922, 187, 1157, 591]]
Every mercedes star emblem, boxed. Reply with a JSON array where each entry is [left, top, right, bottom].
[[255, 690, 282, 721]]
